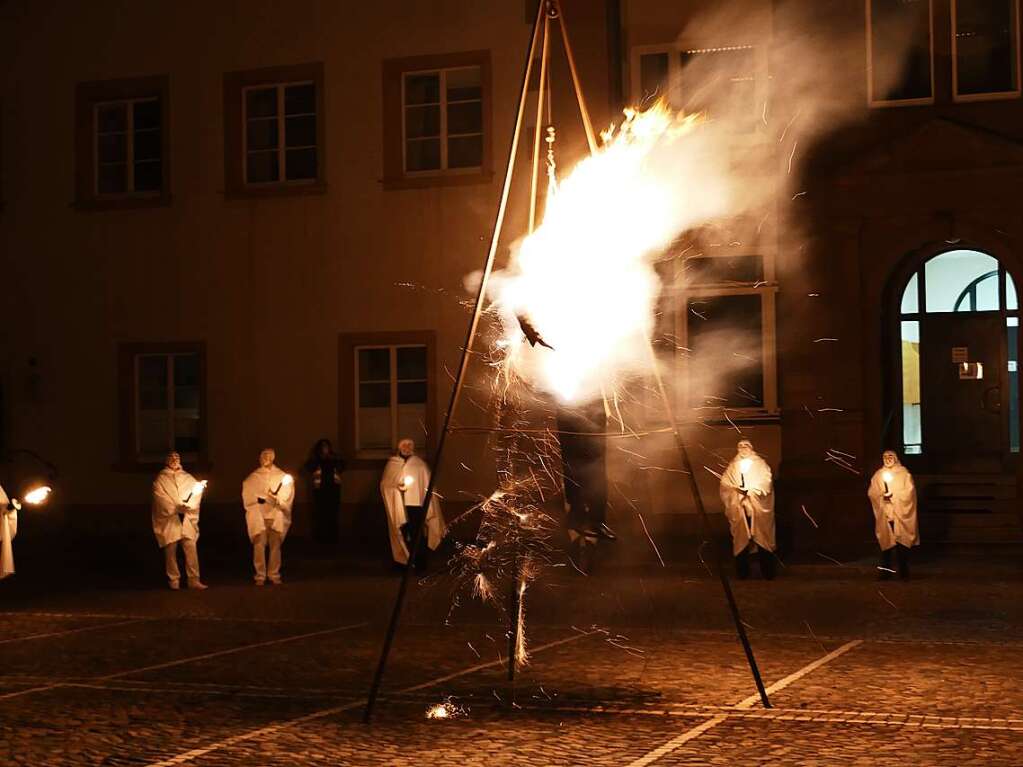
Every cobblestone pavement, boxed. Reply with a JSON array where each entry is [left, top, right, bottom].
[[1, 554, 1022, 765]]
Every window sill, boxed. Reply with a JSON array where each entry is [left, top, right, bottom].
[[382, 171, 493, 191], [112, 459, 214, 474], [690, 410, 780, 425], [224, 181, 328, 200], [73, 194, 172, 212]]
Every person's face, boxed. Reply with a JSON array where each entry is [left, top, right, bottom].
[[166, 452, 182, 471], [260, 449, 275, 469], [737, 442, 753, 459], [398, 439, 414, 458], [318, 441, 331, 458], [882, 452, 897, 468]]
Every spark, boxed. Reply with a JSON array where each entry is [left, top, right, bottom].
[[426, 699, 466, 720], [813, 337, 838, 343], [816, 552, 847, 567], [636, 511, 665, 567], [791, 191, 807, 200], [876, 590, 898, 610], [787, 139, 798, 174], [466, 642, 480, 658], [801, 504, 819, 529], [778, 108, 801, 144]]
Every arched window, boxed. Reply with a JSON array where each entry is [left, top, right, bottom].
[[899, 249, 1019, 454]]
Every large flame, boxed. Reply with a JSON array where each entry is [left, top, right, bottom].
[[486, 100, 734, 404]]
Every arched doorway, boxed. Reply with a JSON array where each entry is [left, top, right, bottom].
[[896, 248, 1019, 473]]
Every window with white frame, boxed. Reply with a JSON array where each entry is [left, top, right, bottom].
[[670, 249, 778, 415], [134, 352, 202, 460], [953, 0, 1021, 100], [867, 0, 934, 105], [403, 66, 483, 173], [94, 97, 162, 195], [244, 82, 318, 184], [633, 44, 761, 133], [355, 345, 428, 453]]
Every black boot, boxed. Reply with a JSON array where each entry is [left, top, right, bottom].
[[759, 550, 776, 580], [895, 544, 910, 580], [735, 551, 751, 580], [878, 548, 894, 580]]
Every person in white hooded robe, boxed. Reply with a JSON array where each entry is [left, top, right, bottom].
[[719, 439, 777, 580], [151, 452, 208, 590], [379, 438, 446, 570], [867, 450, 918, 580], [242, 448, 294, 585], [1, 483, 18, 580]]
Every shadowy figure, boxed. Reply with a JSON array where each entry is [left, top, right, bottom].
[[304, 438, 345, 545]]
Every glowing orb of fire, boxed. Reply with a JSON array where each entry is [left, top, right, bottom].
[[739, 458, 753, 474], [882, 471, 893, 484], [484, 100, 733, 404]]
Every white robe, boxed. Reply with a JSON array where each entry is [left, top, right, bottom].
[[151, 468, 204, 548], [1, 484, 17, 580], [379, 455, 447, 564], [242, 466, 295, 542], [719, 454, 776, 556], [868, 464, 919, 550]]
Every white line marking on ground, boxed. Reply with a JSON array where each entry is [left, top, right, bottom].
[[734, 640, 863, 709], [623, 639, 866, 767], [100, 622, 368, 680], [0, 619, 147, 646], [142, 630, 595, 767], [624, 715, 729, 767], [0, 622, 366, 701]]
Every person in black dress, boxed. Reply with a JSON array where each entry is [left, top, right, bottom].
[[304, 438, 345, 545]]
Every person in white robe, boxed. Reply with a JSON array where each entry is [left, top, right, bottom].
[[379, 438, 446, 570], [1, 483, 18, 580], [242, 448, 294, 585], [867, 450, 918, 580], [151, 452, 208, 590], [719, 439, 777, 579]]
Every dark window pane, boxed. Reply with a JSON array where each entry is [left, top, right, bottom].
[[397, 381, 427, 404], [139, 416, 171, 455], [98, 163, 127, 194], [448, 134, 482, 168], [956, 0, 1018, 95], [133, 129, 161, 161], [285, 114, 316, 147], [396, 346, 427, 379], [405, 104, 441, 139], [174, 414, 200, 454], [640, 52, 670, 100], [446, 66, 482, 101], [687, 294, 763, 408], [134, 160, 162, 192], [173, 354, 199, 387], [138, 355, 168, 410], [284, 83, 316, 115], [684, 255, 764, 285], [246, 87, 278, 118], [246, 151, 279, 183], [679, 47, 756, 130], [406, 138, 441, 171], [405, 73, 440, 105], [447, 100, 482, 135], [285, 148, 317, 180], [359, 382, 391, 408], [870, 0, 932, 101], [358, 348, 391, 381], [133, 99, 161, 130], [247, 119, 279, 151], [97, 104, 126, 133], [98, 133, 126, 164]]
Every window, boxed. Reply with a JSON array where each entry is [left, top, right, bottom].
[[76, 76, 170, 209], [383, 51, 492, 188], [953, 0, 1021, 100], [223, 63, 325, 196], [866, 0, 934, 105], [244, 82, 318, 184], [898, 249, 1020, 454], [403, 67, 483, 173], [94, 98, 162, 195], [339, 331, 436, 461], [118, 343, 206, 467], [669, 246, 777, 415], [632, 44, 762, 133]]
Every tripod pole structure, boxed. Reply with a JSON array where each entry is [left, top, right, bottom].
[[362, 1, 548, 724], [645, 343, 772, 708]]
